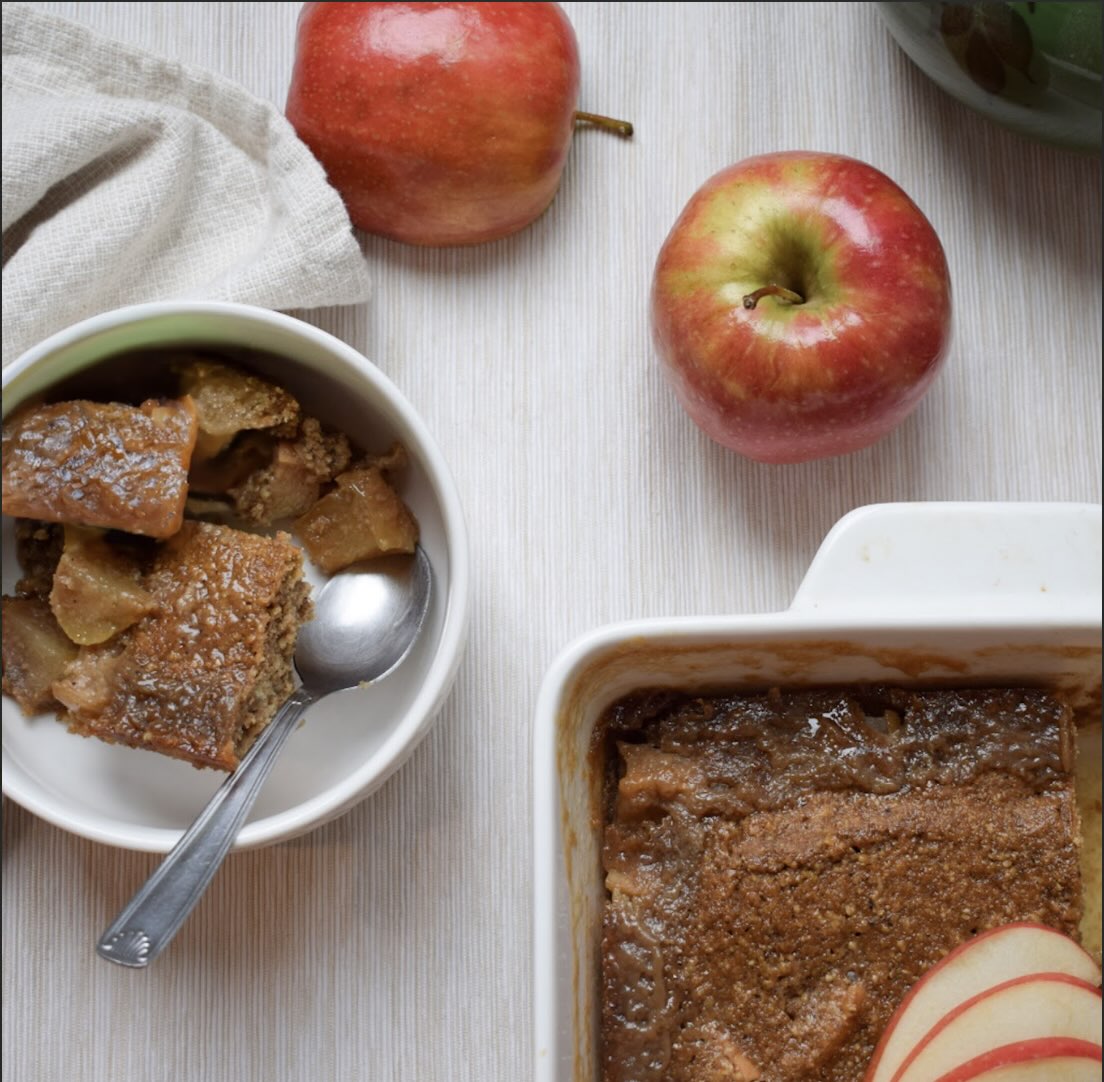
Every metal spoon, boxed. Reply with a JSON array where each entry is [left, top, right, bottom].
[[96, 546, 433, 968]]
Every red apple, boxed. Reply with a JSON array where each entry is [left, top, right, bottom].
[[286, 1, 630, 246], [650, 151, 952, 463], [930, 1038, 1102, 1082], [867, 923, 1103, 1082], [893, 972, 1102, 1082]]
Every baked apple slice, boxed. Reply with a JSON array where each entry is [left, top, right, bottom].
[[1, 596, 78, 712], [175, 357, 299, 460], [49, 527, 154, 645], [229, 418, 352, 525], [294, 445, 418, 574]]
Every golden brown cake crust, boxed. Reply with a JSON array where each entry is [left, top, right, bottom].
[[2, 397, 198, 537], [53, 520, 312, 770], [598, 687, 1082, 1082]]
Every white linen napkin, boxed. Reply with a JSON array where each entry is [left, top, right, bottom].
[[1, 3, 371, 367]]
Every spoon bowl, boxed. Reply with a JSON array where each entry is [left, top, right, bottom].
[[97, 546, 434, 968], [300, 549, 433, 695]]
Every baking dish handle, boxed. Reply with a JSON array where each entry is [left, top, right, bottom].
[[789, 502, 1102, 616]]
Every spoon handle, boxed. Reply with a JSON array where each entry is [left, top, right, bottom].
[[96, 686, 319, 967]]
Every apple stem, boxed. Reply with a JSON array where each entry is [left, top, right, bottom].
[[574, 111, 634, 137], [742, 284, 805, 309]]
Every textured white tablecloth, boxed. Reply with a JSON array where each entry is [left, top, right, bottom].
[[3, 4, 1101, 1081]]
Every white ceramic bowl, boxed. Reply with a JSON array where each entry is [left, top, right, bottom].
[[533, 501, 1102, 1082], [2, 301, 470, 852]]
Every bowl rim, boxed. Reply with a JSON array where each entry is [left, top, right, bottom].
[[1, 299, 471, 851]]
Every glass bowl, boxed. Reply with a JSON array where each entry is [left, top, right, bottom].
[[877, 1, 1101, 152]]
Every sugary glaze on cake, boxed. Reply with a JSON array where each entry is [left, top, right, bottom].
[[53, 521, 312, 771], [2, 397, 198, 537], [598, 687, 1082, 1082]]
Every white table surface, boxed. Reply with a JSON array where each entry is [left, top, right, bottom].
[[3, 4, 1101, 1081]]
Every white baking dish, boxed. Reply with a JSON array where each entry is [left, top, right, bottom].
[[532, 501, 1102, 1082]]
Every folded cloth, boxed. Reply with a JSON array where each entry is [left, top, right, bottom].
[[1, 3, 371, 367]]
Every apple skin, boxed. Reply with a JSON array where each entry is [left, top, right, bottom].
[[929, 1038, 1102, 1082], [866, 922, 1103, 1082], [650, 151, 952, 464], [286, 1, 581, 246]]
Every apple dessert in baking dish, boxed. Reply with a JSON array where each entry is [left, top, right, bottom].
[[597, 685, 1089, 1082], [1, 355, 418, 770]]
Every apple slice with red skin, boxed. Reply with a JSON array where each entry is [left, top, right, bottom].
[[931, 1037, 1102, 1082], [954, 1058, 1101, 1082], [866, 923, 1103, 1082], [892, 973, 1102, 1082]]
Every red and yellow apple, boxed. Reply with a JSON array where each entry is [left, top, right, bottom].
[[650, 151, 953, 464], [286, 1, 629, 246]]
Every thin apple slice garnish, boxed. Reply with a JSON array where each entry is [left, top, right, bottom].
[[866, 923, 1103, 1082], [930, 1037, 1102, 1082], [892, 972, 1102, 1082]]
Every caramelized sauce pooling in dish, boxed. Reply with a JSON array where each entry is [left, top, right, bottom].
[[598, 686, 1081, 1082]]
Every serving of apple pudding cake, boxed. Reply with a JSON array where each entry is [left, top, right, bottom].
[[1, 355, 418, 770]]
